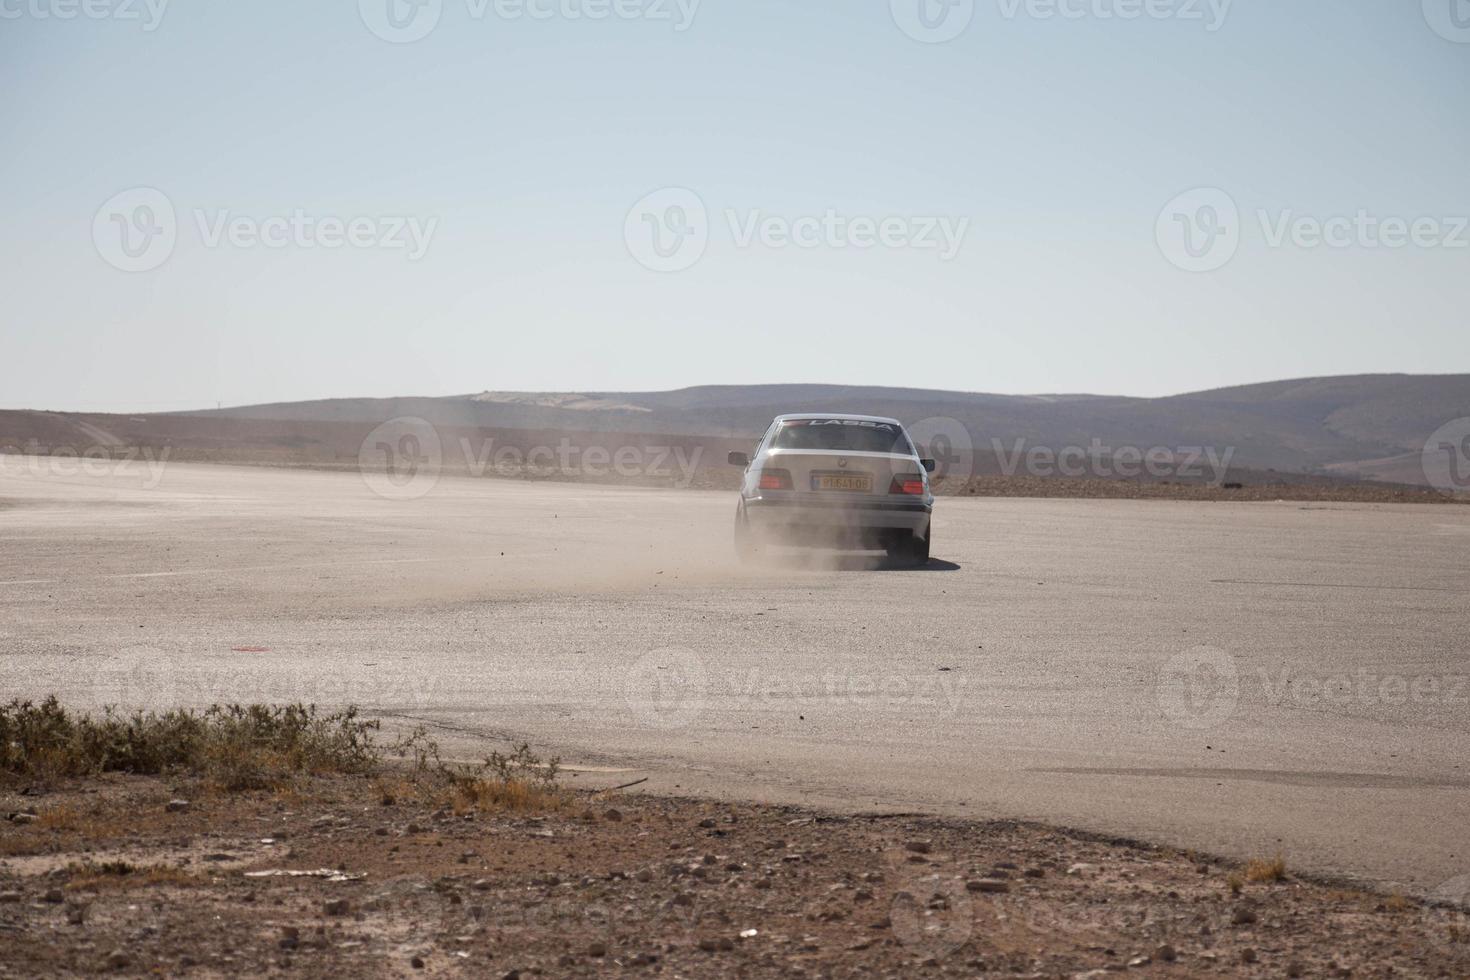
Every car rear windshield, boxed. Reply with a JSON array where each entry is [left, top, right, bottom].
[[770, 420, 912, 454]]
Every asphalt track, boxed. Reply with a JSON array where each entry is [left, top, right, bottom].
[[3, 456, 1468, 896]]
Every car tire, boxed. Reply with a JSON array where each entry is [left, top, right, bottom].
[[910, 524, 931, 566], [734, 502, 761, 563]]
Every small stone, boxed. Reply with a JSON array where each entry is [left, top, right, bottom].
[[165, 799, 191, 813], [1239, 947, 1258, 963], [966, 878, 1010, 894], [1154, 944, 1177, 962], [11, 813, 38, 825], [588, 942, 607, 957], [697, 938, 720, 952], [1024, 867, 1045, 879], [323, 899, 350, 916], [1231, 907, 1258, 926], [472, 879, 492, 891], [0, 891, 22, 903], [603, 809, 623, 822], [698, 818, 717, 828], [66, 904, 86, 925], [43, 889, 64, 904], [1067, 863, 1098, 876], [1127, 955, 1151, 967], [105, 951, 130, 970], [410, 955, 425, 969], [904, 840, 932, 854], [635, 869, 652, 882], [1286, 963, 1305, 978]]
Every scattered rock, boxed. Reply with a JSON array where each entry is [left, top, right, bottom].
[[1154, 944, 1177, 962], [603, 809, 623, 822], [323, 899, 350, 917], [904, 840, 932, 854], [165, 799, 191, 813], [410, 955, 425, 969], [0, 891, 22, 903], [1240, 947, 1258, 963], [1231, 906, 1258, 926], [966, 878, 1010, 894], [588, 942, 607, 957]]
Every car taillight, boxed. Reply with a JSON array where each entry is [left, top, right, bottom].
[[890, 475, 925, 495], [757, 468, 793, 491]]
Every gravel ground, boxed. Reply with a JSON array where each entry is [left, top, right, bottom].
[[2, 775, 1468, 978]]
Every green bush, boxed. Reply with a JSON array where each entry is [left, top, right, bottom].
[[0, 697, 381, 789]]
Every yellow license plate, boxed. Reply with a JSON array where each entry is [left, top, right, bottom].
[[814, 474, 872, 492]]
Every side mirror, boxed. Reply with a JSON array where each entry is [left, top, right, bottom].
[[920, 459, 937, 473], [728, 452, 749, 467]]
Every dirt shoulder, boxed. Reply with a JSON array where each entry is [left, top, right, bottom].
[[2, 773, 1467, 979]]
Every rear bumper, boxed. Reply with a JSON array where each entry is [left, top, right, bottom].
[[744, 493, 931, 535]]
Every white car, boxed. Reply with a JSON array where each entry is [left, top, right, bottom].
[[729, 414, 935, 564]]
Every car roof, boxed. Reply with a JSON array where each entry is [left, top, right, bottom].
[[773, 413, 903, 426]]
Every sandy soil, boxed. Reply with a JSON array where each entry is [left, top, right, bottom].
[[2, 775, 1467, 979]]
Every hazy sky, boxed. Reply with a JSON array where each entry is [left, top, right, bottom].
[[3, 0, 1467, 411]]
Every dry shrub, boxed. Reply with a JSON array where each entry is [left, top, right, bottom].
[[0, 697, 380, 790], [1245, 854, 1288, 883], [393, 730, 567, 814]]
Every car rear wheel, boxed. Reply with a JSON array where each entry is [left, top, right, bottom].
[[734, 503, 761, 563], [910, 524, 931, 565], [887, 526, 931, 566]]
